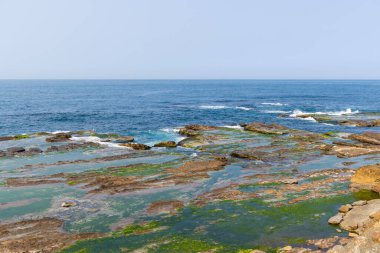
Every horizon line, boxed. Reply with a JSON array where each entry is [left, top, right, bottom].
[[1, 78, 380, 81]]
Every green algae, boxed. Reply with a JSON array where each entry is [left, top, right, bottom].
[[64, 214, 120, 233], [156, 236, 220, 252], [353, 189, 380, 200], [14, 134, 31, 139], [67, 180, 78, 186]]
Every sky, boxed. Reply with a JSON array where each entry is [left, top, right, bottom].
[[0, 0, 379, 79]]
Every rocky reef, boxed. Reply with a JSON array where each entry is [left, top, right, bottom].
[[0, 122, 380, 253]]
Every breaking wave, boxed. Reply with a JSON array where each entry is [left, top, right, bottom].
[[290, 108, 359, 117], [199, 105, 252, 111]]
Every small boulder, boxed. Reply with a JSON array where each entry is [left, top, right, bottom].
[[61, 201, 77, 208], [328, 213, 344, 225], [339, 204, 352, 213]]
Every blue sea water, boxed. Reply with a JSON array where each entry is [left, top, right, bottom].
[[0, 80, 379, 143]]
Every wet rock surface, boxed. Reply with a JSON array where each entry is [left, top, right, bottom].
[[243, 122, 289, 135], [0, 218, 101, 253], [1, 124, 380, 252], [153, 141, 177, 148], [45, 132, 72, 142]]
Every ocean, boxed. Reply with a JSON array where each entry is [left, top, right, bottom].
[[1, 80, 380, 252], [0, 80, 379, 139]]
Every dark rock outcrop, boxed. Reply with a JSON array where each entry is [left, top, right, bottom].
[[243, 122, 289, 135], [120, 143, 151, 150], [154, 141, 177, 148], [46, 133, 72, 142]]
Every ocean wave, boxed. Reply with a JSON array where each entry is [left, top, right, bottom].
[[70, 136, 128, 148], [235, 106, 252, 111], [160, 127, 180, 133], [222, 125, 244, 130], [199, 105, 252, 111], [263, 110, 291, 114], [51, 130, 71, 134], [290, 108, 359, 117], [199, 105, 227, 109], [159, 127, 185, 143], [261, 102, 287, 106]]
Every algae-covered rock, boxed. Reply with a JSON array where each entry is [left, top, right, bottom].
[[340, 119, 380, 127], [46, 133, 72, 142], [146, 199, 184, 215]]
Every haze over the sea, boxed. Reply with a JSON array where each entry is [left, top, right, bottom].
[[0, 0, 379, 79]]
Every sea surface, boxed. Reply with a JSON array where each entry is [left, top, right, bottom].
[[1, 79, 380, 140], [1, 80, 380, 252]]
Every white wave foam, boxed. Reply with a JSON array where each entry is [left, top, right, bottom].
[[70, 136, 128, 148], [263, 110, 290, 114], [302, 117, 317, 122], [199, 105, 227, 109], [261, 102, 287, 106], [235, 106, 252, 111], [290, 108, 359, 117], [51, 130, 71, 134], [160, 127, 180, 133], [222, 125, 244, 130], [289, 109, 306, 117], [199, 105, 252, 111], [324, 108, 359, 116]]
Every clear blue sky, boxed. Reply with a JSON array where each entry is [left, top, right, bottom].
[[0, 0, 379, 79]]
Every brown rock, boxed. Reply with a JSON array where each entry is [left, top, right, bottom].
[[370, 210, 380, 221], [146, 200, 184, 215], [328, 213, 344, 225], [243, 122, 289, 135], [46, 133, 72, 142], [154, 141, 177, 148], [351, 163, 380, 192], [178, 125, 217, 136], [339, 204, 352, 213], [0, 218, 101, 253], [349, 132, 380, 145], [372, 231, 380, 243], [120, 143, 151, 150]]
